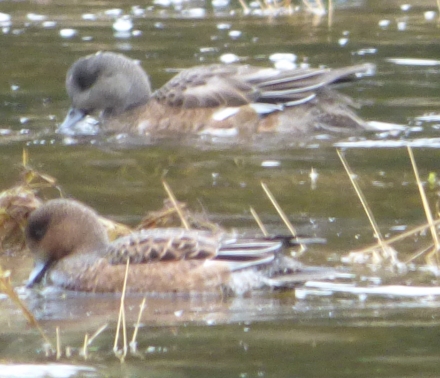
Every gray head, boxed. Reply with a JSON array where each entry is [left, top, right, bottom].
[[57, 52, 152, 135]]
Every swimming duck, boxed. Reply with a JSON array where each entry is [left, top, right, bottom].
[[57, 51, 375, 136], [25, 199, 332, 294]]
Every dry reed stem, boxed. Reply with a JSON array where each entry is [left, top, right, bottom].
[[250, 207, 268, 236], [260, 182, 305, 253], [0, 268, 53, 347], [260, 182, 297, 237], [352, 218, 440, 255], [337, 149, 391, 259], [1, 149, 54, 347], [162, 180, 190, 230], [114, 260, 130, 362], [301, 0, 312, 12], [56, 327, 61, 360], [22, 149, 62, 194], [130, 297, 147, 353], [237, 0, 250, 13], [82, 324, 108, 360], [405, 244, 435, 264], [22, 148, 29, 166], [328, 0, 333, 27], [407, 146, 440, 266], [88, 324, 108, 345], [82, 333, 89, 360]]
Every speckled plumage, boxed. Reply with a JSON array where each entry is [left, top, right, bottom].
[[25, 199, 329, 294], [57, 51, 375, 136]]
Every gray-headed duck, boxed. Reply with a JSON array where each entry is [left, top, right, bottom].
[[25, 199, 330, 294], [57, 51, 376, 136]]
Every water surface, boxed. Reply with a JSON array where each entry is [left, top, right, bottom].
[[2, 0, 440, 376]]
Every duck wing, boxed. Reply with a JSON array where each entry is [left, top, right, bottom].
[[152, 63, 374, 109], [105, 228, 284, 268]]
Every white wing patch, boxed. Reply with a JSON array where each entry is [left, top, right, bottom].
[[212, 107, 240, 121], [249, 103, 284, 115]]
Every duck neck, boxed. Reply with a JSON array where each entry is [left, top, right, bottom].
[[103, 88, 151, 118]]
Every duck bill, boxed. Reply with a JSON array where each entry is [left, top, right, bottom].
[[56, 107, 87, 135], [26, 259, 51, 288]]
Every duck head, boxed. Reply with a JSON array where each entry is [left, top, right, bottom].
[[25, 199, 109, 287], [57, 52, 152, 135]]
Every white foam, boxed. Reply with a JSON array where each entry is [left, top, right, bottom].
[[305, 282, 440, 298], [59, 29, 77, 38], [387, 58, 440, 66]]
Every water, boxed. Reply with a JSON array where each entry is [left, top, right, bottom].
[[2, 0, 440, 376]]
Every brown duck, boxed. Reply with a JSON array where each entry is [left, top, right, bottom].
[[57, 51, 376, 136], [25, 199, 333, 294]]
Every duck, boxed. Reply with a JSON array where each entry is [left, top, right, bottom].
[[57, 51, 376, 137], [25, 198, 332, 294]]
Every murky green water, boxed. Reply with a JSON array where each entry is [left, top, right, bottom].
[[2, 0, 440, 376]]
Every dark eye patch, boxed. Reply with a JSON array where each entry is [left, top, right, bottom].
[[26, 213, 51, 242], [72, 59, 102, 91]]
